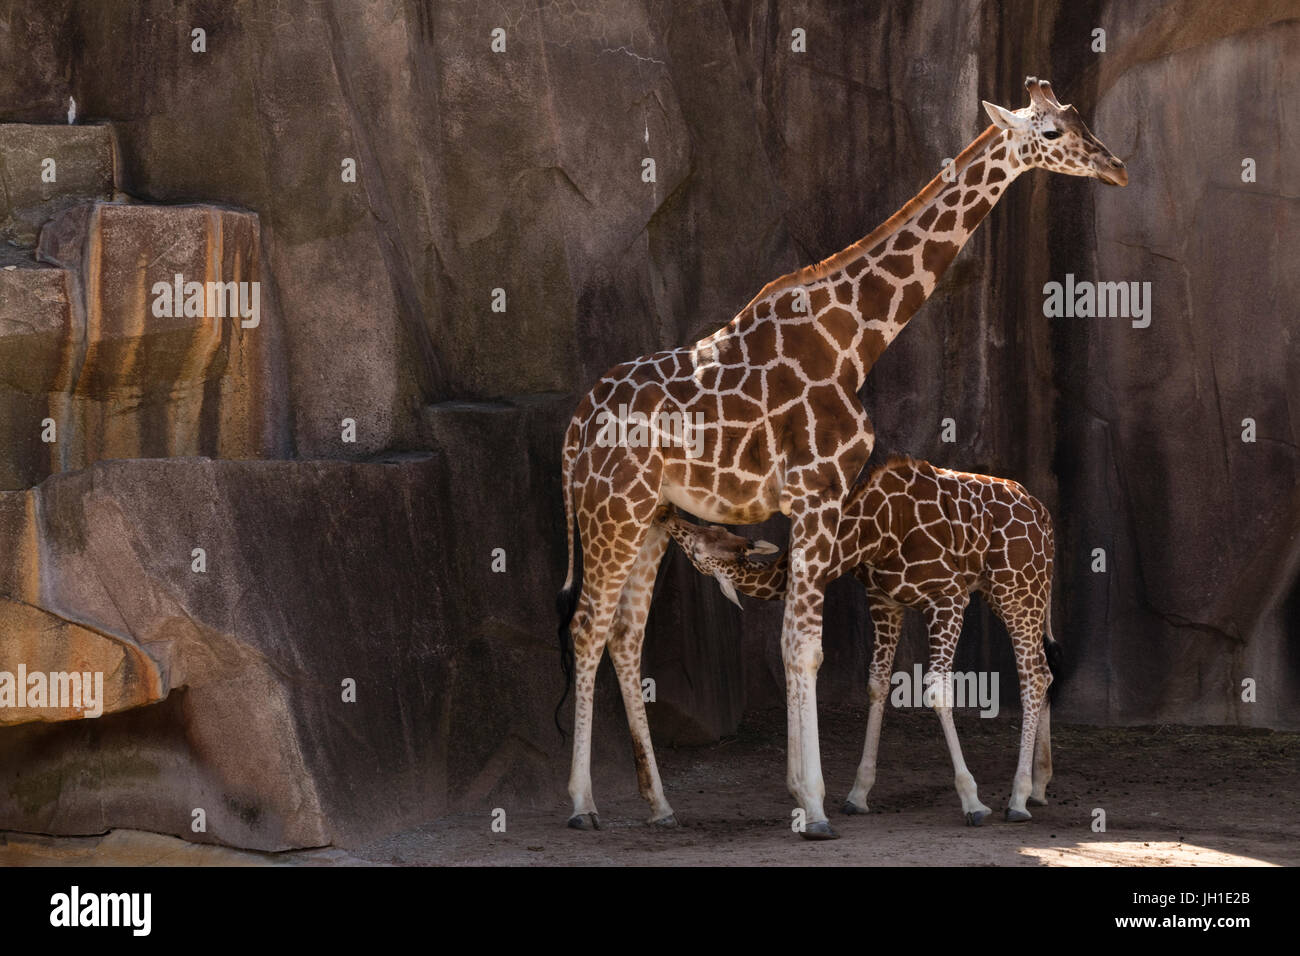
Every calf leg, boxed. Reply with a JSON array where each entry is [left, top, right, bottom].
[[924, 599, 993, 826], [1005, 618, 1053, 821], [844, 599, 903, 814]]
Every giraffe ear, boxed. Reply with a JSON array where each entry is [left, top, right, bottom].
[[748, 540, 779, 555], [714, 572, 743, 609], [983, 100, 1027, 131]]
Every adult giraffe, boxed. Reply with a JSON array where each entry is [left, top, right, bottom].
[[556, 77, 1126, 838]]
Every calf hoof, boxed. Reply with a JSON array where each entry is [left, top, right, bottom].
[[1027, 794, 1048, 807], [965, 809, 991, 827], [1005, 808, 1032, 823], [842, 800, 869, 815], [801, 821, 840, 841], [650, 814, 680, 828], [567, 813, 602, 831]]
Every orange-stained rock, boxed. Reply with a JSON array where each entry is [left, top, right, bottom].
[[0, 598, 163, 725], [0, 251, 74, 488], [0, 201, 285, 486]]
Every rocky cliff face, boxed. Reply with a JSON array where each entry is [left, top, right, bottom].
[[0, 0, 1294, 849]]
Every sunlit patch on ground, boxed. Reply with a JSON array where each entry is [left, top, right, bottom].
[[1018, 840, 1278, 867]]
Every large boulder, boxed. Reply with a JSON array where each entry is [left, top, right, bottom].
[[0, 455, 525, 849], [0, 123, 115, 246]]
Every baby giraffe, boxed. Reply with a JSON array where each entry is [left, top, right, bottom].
[[660, 455, 1059, 825]]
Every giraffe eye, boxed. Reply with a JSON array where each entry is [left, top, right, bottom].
[[1042, 129, 1063, 140]]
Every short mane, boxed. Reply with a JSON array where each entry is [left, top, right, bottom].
[[739, 124, 1004, 313], [880, 452, 921, 472], [841, 453, 926, 509], [867, 453, 924, 484]]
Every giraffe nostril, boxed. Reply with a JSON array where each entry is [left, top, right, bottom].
[[1110, 157, 1125, 168]]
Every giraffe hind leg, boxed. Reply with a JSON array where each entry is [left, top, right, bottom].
[[607, 523, 678, 825], [1029, 698, 1052, 805], [1030, 620, 1058, 804], [565, 512, 656, 830]]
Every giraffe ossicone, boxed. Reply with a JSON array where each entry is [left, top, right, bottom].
[[660, 454, 1059, 825], [555, 76, 1123, 838]]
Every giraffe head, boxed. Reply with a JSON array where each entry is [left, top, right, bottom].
[[982, 76, 1128, 186], [660, 514, 778, 607]]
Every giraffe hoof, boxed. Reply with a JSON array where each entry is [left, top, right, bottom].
[[1005, 808, 1032, 823], [841, 800, 869, 815], [567, 813, 602, 831], [1027, 795, 1048, 807], [650, 814, 679, 828], [965, 809, 991, 827], [801, 821, 840, 840]]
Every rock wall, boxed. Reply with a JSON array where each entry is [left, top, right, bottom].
[[1058, 7, 1300, 728], [0, 0, 1294, 849]]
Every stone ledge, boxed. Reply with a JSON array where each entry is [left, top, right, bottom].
[[0, 123, 116, 246]]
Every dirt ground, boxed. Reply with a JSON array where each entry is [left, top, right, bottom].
[[4, 705, 1295, 867]]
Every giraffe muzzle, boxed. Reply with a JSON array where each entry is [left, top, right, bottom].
[[1099, 157, 1128, 187]]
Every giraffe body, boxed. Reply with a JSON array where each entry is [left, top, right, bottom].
[[661, 455, 1058, 823], [556, 77, 1123, 837]]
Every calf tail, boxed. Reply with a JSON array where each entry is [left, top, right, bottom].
[[1039, 499, 1063, 702], [1044, 614, 1062, 703]]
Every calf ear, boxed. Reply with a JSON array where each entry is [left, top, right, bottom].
[[714, 572, 742, 608], [703, 523, 755, 557], [749, 540, 779, 555]]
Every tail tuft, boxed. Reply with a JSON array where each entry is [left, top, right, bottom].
[[1044, 630, 1063, 702], [554, 584, 578, 739]]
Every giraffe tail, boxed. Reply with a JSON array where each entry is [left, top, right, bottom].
[[554, 417, 582, 739], [1038, 499, 1063, 702]]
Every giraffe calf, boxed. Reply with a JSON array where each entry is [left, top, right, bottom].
[[660, 455, 1060, 826]]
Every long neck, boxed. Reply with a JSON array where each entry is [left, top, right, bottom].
[[713, 553, 789, 603], [736, 126, 1024, 383], [841, 127, 1023, 367]]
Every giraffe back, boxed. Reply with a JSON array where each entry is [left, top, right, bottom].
[[851, 458, 1053, 611]]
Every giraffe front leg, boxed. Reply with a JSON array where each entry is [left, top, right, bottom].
[[780, 501, 841, 840], [607, 525, 677, 826], [844, 598, 903, 815], [923, 601, 993, 826]]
